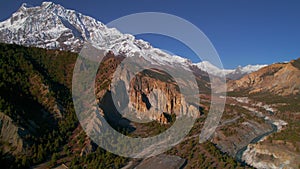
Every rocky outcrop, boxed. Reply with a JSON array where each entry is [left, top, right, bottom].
[[242, 143, 300, 169], [157, 113, 169, 124], [0, 112, 26, 154], [129, 71, 179, 123], [127, 69, 199, 123], [228, 58, 300, 96]]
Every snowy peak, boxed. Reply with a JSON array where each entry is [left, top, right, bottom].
[[0, 2, 195, 68], [238, 64, 268, 74], [0, 1, 118, 52], [41, 1, 55, 7], [193, 61, 267, 79], [193, 61, 233, 76], [0, 2, 267, 77], [226, 64, 267, 79]]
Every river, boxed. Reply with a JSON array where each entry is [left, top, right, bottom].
[[235, 121, 278, 161]]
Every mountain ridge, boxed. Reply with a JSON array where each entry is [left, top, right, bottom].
[[0, 1, 265, 79], [227, 57, 300, 96]]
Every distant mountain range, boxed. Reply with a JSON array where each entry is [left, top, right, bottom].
[[0, 1, 266, 79], [194, 61, 267, 80]]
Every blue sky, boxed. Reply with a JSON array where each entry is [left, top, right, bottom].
[[0, 0, 299, 68]]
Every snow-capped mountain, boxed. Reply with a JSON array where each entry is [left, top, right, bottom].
[[226, 64, 267, 79], [0, 2, 192, 67], [193, 61, 267, 79], [193, 61, 234, 77], [0, 2, 138, 53], [0, 2, 266, 78]]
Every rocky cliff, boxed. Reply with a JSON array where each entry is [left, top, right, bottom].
[[243, 141, 300, 169], [0, 112, 26, 154], [128, 69, 199, 123]]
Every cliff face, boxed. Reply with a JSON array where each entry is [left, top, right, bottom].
[[128, 69, 198, 123], [228, 58, 300, 96], [0, 112, 26, 154]]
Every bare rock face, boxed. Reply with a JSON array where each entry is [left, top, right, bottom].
[[127, 69, 199, 123], [228, 58, 300, 96], [0, 112, 26, 154], [129, 72, 180, 123], [242, 143, 300, 169], [157, 113, 169, 124]]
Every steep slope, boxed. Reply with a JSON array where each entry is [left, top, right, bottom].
[[0, 43, 78, 168], [228, 58, 300, 96]]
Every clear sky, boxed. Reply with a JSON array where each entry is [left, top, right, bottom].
[[0, 0, 299, 68]]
